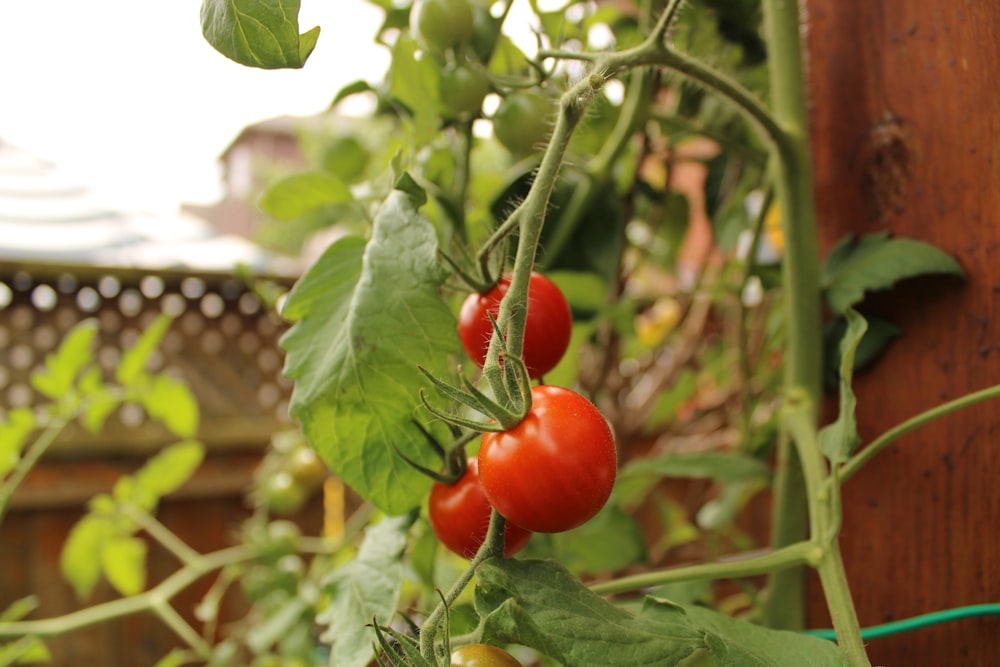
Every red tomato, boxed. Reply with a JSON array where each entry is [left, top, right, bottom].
[[458, 272, 572, 379], [451, 644, 524, 666], [478, 385, 616, 533], [428, 457, 532, 558]]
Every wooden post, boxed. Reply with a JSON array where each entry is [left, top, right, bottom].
[[805, 1, 1000, 663]]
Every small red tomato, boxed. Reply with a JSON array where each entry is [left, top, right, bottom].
[[451, 644, 524, 666], [478, 385, 616, 533], [428, 457, 532, 558], [458, 272, 572, 379]]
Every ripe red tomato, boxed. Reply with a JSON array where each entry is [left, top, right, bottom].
[[451, 644, 524, 667], [458, 272, 572, 379], [478, 385, 616, 533], [429, 457, 532, 558]]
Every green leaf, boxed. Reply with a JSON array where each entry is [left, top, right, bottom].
[[200, 0, 319, 69], [0, 408, 36, 477], [332, 79, 375, 107], [29, 319, 98, 400], [476, 559, 847, 666], [101, 535, 147, 596], [388, 37, 440, 145], [551, 504, 646, 575], [317, 514, 411, 667], [60, 514, 114, 599], [259, 171, 353, 221], [280, 192, 461, 514], [822, 315, 901, 390], [116, 315, 172, 387], [131, 441, 206, 510], [643, 598, 848, 666], [822, 232, 965, 313], [246, 597, 310, 654], [140, 374, 200, 438], [818, 309, 867, 463]]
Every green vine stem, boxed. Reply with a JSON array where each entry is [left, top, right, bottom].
[[588, 540, 821, 596], [0, 414, 70, 524], [419, 510, 509, 659], [0, 546, 253, 640], [839, 383, 1000, 482]]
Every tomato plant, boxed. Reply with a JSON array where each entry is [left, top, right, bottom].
[[285, 445, 329, 490], [428, 457, 532, 558], [458, 272, 572, 379], [260, 471, 309, 515], [478, 385, 617, 533], [450, 644, 524, 667]]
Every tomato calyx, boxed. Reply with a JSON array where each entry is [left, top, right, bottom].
[[417, 343, 532, 433], [394, 419, 475, 485]]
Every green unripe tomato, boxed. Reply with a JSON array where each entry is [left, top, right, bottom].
[[411, 0, 474, 53], [492, 92, 554, 156], [285, 446, 329, 491], [440, 64, 490, 118], [260, 471, 308, 515]]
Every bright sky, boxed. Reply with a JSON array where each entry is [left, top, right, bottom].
[[0, 1, 389, 216]]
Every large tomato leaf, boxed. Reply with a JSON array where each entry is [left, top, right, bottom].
[[317, 514, 412, 667], [200, 0, 319, 69], [821, 232, 965, 313], [280, 190, 460, 514], [477, 558, 848, 666]]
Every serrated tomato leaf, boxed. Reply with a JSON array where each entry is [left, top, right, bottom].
[[477, 559, 848, 667], [60, 514, 114, 600], [201, 0, 319, 69], [821, 232, 965, 313], [280, 191, 460, 514], [29, 318, 98, 400], [317, 514, 412, 667]]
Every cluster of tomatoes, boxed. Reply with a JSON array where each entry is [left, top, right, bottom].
[[410, 0, 555, 155], [429, 272, 618, 558]]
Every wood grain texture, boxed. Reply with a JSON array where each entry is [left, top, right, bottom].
[[804, 1, 1000, 663]]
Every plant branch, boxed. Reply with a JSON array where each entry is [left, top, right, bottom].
[[0, 546, 253, 639], [588, 541, 821, 596], [123, 502, 202, 567], [0, 414, 70, 524], [840, 383, 1000, 482], [152, 600, 212, 658]]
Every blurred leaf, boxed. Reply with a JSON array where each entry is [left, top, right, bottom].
[[818, 309, 866, 463], [552, 504, 645, 575], [318, 514, 412, 667], [201, 0, 319, 69], [141, 374, 200, 439], [131, 441, 206, 510], [246, 596, 310, 654], [388, 37, 440, 145], [101, 535, 147, 596], [619, 451, 771, 486], [60, 514, 114, 599], [281, 191, 460, 514], [822, 315, 901, 389], [822, 232, 965, 313], [259, 171, 353, 221], [29, 319, 98, 400], [0, 408, 35, 477], [117, 315, 172, 387], [332, 79, 375, 107]]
